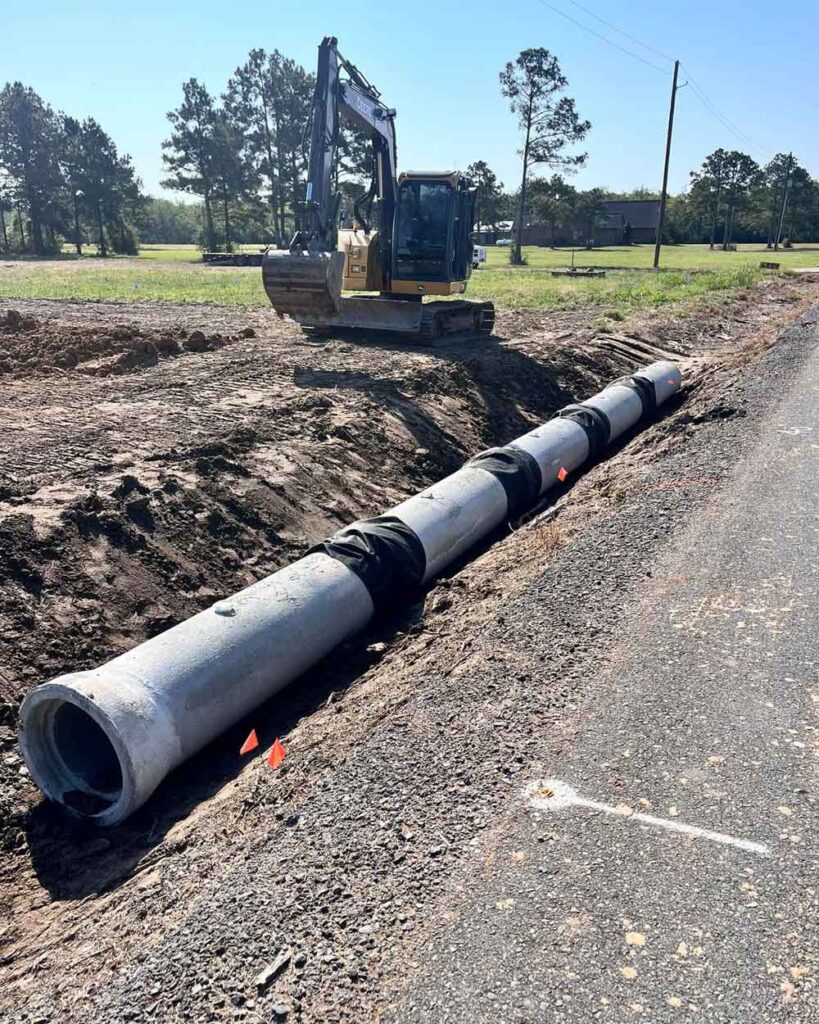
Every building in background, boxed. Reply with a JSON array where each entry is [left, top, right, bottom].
[[507, 199, 661, 247]]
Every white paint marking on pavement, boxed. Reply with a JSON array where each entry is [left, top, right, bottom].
[[524, 779, 770, 857]]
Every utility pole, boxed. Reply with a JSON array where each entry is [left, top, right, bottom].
[[653, 59, 680, 269], [773, 152, 793, 252]]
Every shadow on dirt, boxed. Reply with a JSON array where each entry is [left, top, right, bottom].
[[293, 333, 579, 468]]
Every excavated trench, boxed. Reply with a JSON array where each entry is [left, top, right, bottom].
[[0, 286, 810, 837], [0, 281, 816, 1019]]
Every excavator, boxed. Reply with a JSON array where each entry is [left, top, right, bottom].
[[262, 37, 494, 339]]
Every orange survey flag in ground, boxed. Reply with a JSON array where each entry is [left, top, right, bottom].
[[240, 729, 259, 755], [267, 738, 286, 769]]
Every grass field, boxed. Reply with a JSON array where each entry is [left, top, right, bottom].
[[2, 242, 816, 312]]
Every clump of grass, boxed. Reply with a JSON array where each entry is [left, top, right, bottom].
[[598, 483, 627, 506], [516, 521, 563, 562]]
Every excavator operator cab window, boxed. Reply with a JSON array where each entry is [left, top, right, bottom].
[[393, 180, 453, 281]]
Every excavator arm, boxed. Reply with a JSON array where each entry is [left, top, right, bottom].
[[263, 37, 397, 316]]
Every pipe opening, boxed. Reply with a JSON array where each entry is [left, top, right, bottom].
[[25, 698, 123, 816]]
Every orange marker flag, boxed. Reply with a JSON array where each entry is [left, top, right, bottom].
[[557, 466, 569, 483], [267, 738, 286, 770], [240, 729, 259, 755]]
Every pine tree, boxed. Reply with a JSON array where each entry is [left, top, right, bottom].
[[500, 49, 589, 265], [162, 79, 220, 250], [0, 83, 65, 254]]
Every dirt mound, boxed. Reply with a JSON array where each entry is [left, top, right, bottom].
[[0, 309, 250, 377]]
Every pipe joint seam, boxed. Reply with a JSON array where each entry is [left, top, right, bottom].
[[554, 403, 611, 457], [310, 515, 426, 604], [468, 446, 542, 517], [610, 373, 657, 419]]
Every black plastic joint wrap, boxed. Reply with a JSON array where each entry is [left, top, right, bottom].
[[554, 403, 611, 457], [309, 515, 426, 604], [468, 446, 543, 516], [610, 373, 658, 419]]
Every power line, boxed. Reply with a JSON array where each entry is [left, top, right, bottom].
[[534, 0, 672, 75], [533, 0, 774, 163], [681, 64, 773, 162], [563, 0, 675, 66]]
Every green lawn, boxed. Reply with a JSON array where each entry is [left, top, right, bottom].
[[1, 242, 815, 312], [482, 242, 819, 272]]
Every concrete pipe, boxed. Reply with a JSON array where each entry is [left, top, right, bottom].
[[19, 361, 681, 824]]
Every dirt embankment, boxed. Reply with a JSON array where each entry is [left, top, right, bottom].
[[0, 306, 253, 377], [0, 280, 815, 1022]]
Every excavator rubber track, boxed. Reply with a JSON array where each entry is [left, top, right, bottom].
[[418, 300, 495, 340], [286, 297, 495, 341]]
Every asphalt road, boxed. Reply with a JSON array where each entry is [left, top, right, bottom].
[[390, 324, 819, 1021]]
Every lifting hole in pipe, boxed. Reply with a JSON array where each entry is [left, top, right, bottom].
[[25, 699, 123, 815]]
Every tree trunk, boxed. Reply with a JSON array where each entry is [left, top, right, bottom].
[[261, 99, 280, 241], [27, 185, 45, 254], [74, 195, 83, 256], [708, 181, 722, 250], [0, 208, 8, 251], [271, 96, 289, 242], [30, 212, 45, 256], [290, 153, 300, 232], [721, 202, 731, 249], [722, 203, 736, 249], [97, 200, 107, 257], [16, 205, 25, 248], [203, 192, 216, 250], [550, 215, 556, 247], [512, 102, 533, 266], [223, 190, 231, 251]]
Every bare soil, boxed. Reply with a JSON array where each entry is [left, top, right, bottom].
[[0, 280, 815, 1022]]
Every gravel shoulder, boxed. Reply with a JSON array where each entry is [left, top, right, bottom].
[[0, 283, 817, 1022], [388, 311, 819, 1024]]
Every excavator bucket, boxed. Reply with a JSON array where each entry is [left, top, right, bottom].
[[262, 249, 345, 319]]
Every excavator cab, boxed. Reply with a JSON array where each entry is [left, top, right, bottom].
[[391, 172, 476, 295]]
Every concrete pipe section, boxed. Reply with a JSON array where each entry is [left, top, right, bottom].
[[19, 361, 681, 824]]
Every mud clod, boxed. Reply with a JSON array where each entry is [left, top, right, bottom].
[[0, 311, 237, 376]]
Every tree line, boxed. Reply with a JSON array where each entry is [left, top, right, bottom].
[[471, 48, 819, 253], [0, 83, 142, 255], [1, 42, 818, 257], [470, 148, 819, 251]]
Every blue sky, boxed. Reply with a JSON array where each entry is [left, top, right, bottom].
[[2, 0, 816, 200]]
